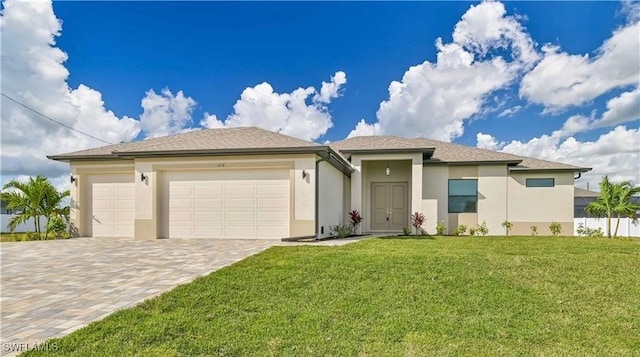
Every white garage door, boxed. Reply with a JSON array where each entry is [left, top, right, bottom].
[[88, 174, 135, 238], [161, 169, 290, 239]]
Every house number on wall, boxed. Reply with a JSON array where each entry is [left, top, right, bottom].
[[217, 164, 225, 168]]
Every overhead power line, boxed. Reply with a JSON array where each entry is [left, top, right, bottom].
[[1, 92, 115, 145]]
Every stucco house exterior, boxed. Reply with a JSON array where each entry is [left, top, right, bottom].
[[49, 127, 590, 239]]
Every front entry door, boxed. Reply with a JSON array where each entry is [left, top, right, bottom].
[[371, 182, 408, 231]]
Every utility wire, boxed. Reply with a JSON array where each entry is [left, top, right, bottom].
[[1, 92, 115, 145]]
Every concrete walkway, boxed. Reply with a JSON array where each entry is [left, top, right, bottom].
[[0, 236, 367, 354]]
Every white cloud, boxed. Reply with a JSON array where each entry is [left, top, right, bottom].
[[593, 87, 640, 127], [497, 105, 522, 117], [315, 71, 347, 104], [0, 0, 140, 178], [520, 22, 640, 111], [476, 132, 501, 150], [452, 0, 539, 67], [347, 119, 382, 138], [201, 72, 346, 142], [477, 126, 640, 185], [140, 88, 197, 138], [348, 0, 538, 141]]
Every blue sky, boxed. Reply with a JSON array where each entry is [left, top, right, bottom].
[[53, 1, 622, 145], [1, 0, 638, 189]]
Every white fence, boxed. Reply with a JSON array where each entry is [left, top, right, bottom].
[[1, 214, 48, 233], [574, 217, 640, 237]]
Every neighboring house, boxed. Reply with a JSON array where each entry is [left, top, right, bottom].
[[48, 127, 591, 239], [574, 187, 601, 218]]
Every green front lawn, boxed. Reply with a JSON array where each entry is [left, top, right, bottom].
[[0, 232, 70, 242], [24, 236, 640, 356]]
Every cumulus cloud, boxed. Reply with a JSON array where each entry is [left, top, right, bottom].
[[347, 119, 382, 138], [0, 0, 141, 181], [201, 72, 347, 141], [476, 126, 640, 185], [349, 0, 538, 141], [140, 88, 197, 138], [520, 22, 640, 111], [593, 87, 640, 127]]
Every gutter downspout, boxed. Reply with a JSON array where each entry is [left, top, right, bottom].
[[281, 155, 325, 242]]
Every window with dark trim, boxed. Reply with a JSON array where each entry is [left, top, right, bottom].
[[448, 179, 478, 213], [526, 178, 555, 187]]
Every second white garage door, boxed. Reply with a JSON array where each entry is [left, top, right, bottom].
[[161, 169, 290, 239]]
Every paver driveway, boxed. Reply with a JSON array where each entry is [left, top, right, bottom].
[[0, 237, 281, 351]]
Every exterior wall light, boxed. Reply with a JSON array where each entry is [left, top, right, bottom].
[[140, 173, 147, 182]]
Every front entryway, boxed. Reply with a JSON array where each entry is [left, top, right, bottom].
[[371, 182, 408, 231]]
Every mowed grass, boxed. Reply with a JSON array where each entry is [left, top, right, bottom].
[[24, 236, 640, 356]]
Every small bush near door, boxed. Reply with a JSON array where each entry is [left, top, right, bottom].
[[549, 222, 563, 236], [436, 220, 446, 235], [329, 225, 354, 239], [454, 224, 468, 236]]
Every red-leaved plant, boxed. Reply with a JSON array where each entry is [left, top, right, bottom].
[[411, 211, 426, 235], [348, 210, 363, 232]]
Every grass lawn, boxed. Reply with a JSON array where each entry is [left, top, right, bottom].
[[0, 232, 70, 242], [23, 236, 640, 356]]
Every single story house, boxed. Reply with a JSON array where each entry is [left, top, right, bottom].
[[49, 127, 591, 239]]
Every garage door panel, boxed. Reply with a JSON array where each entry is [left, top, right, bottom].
[[113, 186, 135, 198], [226, 211, 255, 223], [194, 211, 224, 223], [169, 184, 192, 196], [194, 184, 223, 196], [258, 211, 288, 223], [92, 199, 112, 210], [258, 184, 288, 196], [226, 184, 256, 195], [194, 198, 223, 209], [193, 226, 223, 237], [226, 225, 256, 238], [169, 198, 192, 209], [226, 198, 256, 209], [258, 198, 288, 209], [116, 199, 135, 210], [163, 169, 289, 239], [113, 211, 134, 222]]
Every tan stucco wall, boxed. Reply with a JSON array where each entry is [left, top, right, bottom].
[[318, 160, 345, 238], [477, 165, 508, 235], [508, 172, 574, 224], [343, 175, 351, 226], [422, 165, 449, 234], [71, 154, 317, 240]]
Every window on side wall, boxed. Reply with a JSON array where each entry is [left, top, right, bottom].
[[448, 179, 478, 213], [526, 178, 554, 187]]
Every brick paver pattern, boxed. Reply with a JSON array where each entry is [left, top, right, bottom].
[[0, 236, 365, 354]]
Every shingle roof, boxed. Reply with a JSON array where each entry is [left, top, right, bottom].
[[574, 188, 600, 198], [331, 135, 590, 171], [330, 136, 436, 151], [50, 127, 318, 158], [49, 127, 590, 172]]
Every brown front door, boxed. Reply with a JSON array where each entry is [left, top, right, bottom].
[[371, 182, 408, 231]]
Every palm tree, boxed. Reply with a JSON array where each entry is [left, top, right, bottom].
[[612, 182, 640, 237], [1, 176, 69, 239], [41, 187, 70, 239], [586, 176, 616, 238], [586, 176, 640, 238]]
